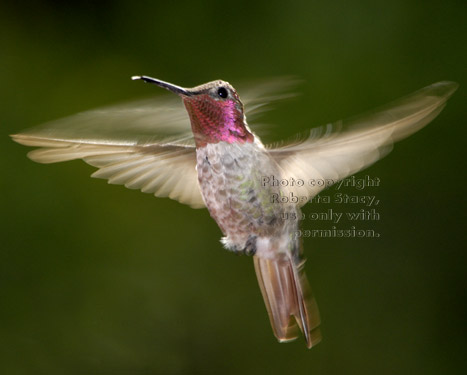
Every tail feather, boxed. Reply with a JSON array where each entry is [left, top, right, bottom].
[[253, 256, 321, 348]]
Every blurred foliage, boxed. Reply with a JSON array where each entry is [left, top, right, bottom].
[[1, 1, 466, 374]]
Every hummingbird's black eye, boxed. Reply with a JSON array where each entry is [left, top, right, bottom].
[[217, 87, 228, 99]]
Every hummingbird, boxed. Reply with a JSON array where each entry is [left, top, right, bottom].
[[11, 76, 458, 348]]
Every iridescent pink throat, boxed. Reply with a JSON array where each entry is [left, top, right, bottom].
[[183, 94, 254, 147]]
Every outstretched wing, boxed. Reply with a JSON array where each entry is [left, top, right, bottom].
[[11, 77, 300, 208], [11, 134, 205, 208], [268, 81, 458, 204]]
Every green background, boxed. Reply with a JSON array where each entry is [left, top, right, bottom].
[[1, 1, 466, 374]]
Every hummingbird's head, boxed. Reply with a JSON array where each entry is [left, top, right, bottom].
[[132, 76, 254, 147]]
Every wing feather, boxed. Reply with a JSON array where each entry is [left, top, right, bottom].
[[11, 77, 300, 208], [268, 81, 458, 203], [11, 134, 205, 208]]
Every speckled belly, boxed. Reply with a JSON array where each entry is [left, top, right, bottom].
[[196, 142, 291, 249]]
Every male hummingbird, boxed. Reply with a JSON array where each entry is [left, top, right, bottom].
[[11, 77, 458, 348]]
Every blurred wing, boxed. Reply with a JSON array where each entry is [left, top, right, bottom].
[[268, 81, 458, 204], [11, 76, 298, 148], [12, 95, 196, 147], [10, 77, 301, 208], [10, 91, 208, 207], [11, 134, 205, 208], [240, 76, 300, 120]]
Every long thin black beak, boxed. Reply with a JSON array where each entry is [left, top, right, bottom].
[[131, 75, 191, 96]]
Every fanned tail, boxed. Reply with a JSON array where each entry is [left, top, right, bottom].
[[253, 255, 321, 348]]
